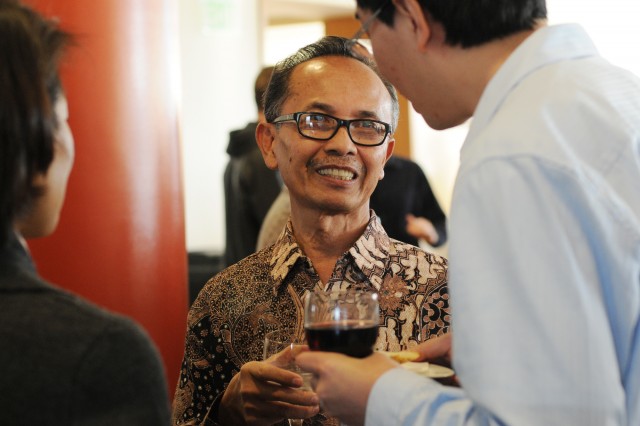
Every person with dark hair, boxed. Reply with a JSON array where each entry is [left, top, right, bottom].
[[223, 65, 282, 268], [297, 1, 640, 425], [173, 36, 450, 425], [0, 1, 170, 424]]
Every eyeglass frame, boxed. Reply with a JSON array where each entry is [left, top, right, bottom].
[[346, 0, 392, 52], [271, 112, 392, 147]]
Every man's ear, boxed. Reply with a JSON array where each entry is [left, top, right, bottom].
[[393, 0, 431, 52], [380, 136, 396, 180], [256, 122, 279, 170]]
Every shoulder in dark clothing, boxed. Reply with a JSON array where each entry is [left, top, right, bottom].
[[0, 262, 171, 425]]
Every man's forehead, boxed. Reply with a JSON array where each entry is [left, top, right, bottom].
[[292, 56, 352, 74], [283, 74, 392, 121], [288, 56, 376, 87]]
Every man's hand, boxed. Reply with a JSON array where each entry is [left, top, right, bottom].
[[295, 352, 397, 426], [413, 333, 459, 386], [218, 349, 319, 425], [414, 333, 453, 366], [405, 214, 439, 245]]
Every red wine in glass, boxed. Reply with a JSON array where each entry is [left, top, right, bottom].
[[304, 288, 379, 358], [305, 320, 377, 358]]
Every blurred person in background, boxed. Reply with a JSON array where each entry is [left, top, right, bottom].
[[370, 155, 447, 248], [223, 65, 282, 268]]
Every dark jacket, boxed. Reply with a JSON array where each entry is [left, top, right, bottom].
[[371, 155, 448, 247], [223, 122, 281, 267], [0, 234, 171, 425]]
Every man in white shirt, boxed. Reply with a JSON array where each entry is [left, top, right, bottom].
[[297, 1, 640, 425]]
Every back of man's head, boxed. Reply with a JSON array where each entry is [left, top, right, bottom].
[[255, 66, 274, 113], [356, 0, 547, 48]]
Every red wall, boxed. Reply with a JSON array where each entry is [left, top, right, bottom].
[[25, 0, 188, 396]]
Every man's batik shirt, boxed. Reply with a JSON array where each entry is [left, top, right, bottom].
[[172, 213, 450, 425]]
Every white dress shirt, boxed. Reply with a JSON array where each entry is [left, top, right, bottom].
[[367, 24, 640, 426]]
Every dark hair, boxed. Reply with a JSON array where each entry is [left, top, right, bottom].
[[254, 65, 274, 112], [357, 0, 547, 48], [0, 0, 72, 247], [264, 35, 399, 131]]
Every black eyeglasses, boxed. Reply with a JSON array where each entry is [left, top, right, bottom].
[[346, 0, 391, 53], [272, 112, 391, 147]]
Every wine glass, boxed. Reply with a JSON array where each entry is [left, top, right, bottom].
[[304, 288, 379, 358], [263, 328, 312, 426]]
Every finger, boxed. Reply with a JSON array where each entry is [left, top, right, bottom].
[[245, 399, 320, 423], [289, 388, 319, 407], [265, 345, 295, 366], [244, 367, 319, 407], [241, 399, 290, 426], [242, 382, 320, 424], [414, 334, 453, 365], [290, 344, 309, 358], [262, 383, 319, 407], [246, 361, 304, 388], [295, 350, 334, 374], [280, 400, 320, 420]]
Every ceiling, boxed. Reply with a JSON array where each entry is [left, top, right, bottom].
[[264, 0, 355, 25]]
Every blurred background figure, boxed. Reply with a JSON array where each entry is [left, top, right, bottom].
[[370, 155, 447, 247], [0, 1, 170, 424], [256, 185, 291, 250], [223, 65, 282, 268]]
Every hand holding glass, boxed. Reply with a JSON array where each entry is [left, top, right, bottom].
[[263, 329, 313, 426]]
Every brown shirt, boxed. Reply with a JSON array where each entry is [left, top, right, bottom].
[[172, 214, 450, 425]]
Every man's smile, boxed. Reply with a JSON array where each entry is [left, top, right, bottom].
[[317, 167, 356, 181]]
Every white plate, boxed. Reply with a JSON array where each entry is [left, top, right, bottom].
[[401, 362, 455, 379]]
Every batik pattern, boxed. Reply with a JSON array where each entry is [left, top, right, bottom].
[[172, 214, 449, 425]]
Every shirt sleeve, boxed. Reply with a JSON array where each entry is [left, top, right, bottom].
[[172, 313, 236, 425], [367, 368, 470, 426]]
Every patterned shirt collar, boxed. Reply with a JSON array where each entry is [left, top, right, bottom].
[[269, 211, 392, 294]]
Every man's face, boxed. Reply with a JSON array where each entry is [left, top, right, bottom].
[[354, 5, 407, 97], [355, 4, 471, 130], [260, 56, 395, 216]]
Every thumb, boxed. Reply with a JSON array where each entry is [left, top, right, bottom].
[[295, 351, 325, 374]]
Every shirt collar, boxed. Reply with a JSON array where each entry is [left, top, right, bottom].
[[269, 211, 392, 294], [466, 24, 599, 151]]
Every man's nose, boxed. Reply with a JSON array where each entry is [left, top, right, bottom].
[[324, 125, 357, 154]]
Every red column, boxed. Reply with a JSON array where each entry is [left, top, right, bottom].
[[25, 0, 188, 395]]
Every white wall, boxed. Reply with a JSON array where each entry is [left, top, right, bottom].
[[179, 0, 261, 253], [263, 22, 325, 65], [547, 0, 640, 75]]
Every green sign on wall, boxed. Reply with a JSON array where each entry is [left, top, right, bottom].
[[199, 0, 237, 33]]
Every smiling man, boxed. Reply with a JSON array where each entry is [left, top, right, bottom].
[[172, 36, 450, 426]]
